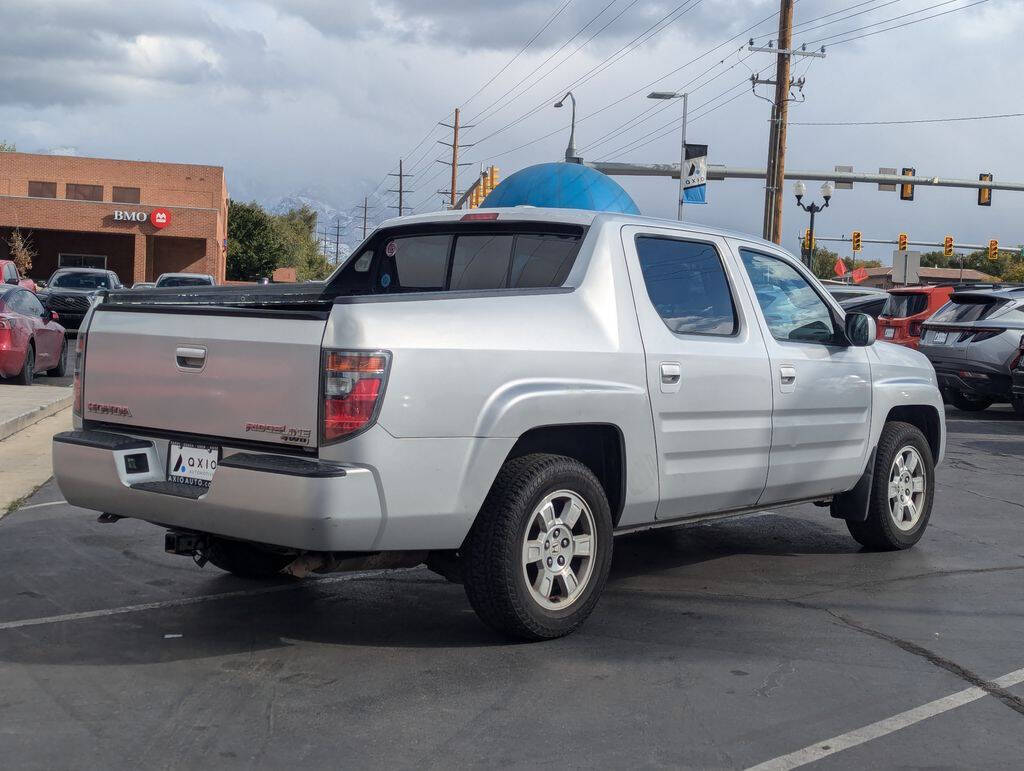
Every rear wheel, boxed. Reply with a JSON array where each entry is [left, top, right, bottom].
[[47, 338, 69, 377], [462, 454, 613, 640], [204, 538, 293, 579], [1011, 396, 1024, 418], [12, 344, 34, 385], [946, 389, 992, 412], [847, 421, 934, 550]]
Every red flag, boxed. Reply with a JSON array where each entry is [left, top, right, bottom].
[[851, 267, 869, 284], [834, 258, 848, 277]]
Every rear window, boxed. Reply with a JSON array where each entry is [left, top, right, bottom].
[[931, 297, 1003, 323], [329, 226, 584, 295], [881, 293, 928, 318]]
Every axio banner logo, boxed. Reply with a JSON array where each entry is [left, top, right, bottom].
[[682, 143, 708, 205]]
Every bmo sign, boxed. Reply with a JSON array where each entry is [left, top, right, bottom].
[[113, 207, 172, 230]]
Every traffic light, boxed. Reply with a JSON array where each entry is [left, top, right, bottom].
[[943, 235, 954, 258], [851, 230, 862, 253], [897, 232, 908, 251], [803, 228, 813, 252], [988, 239, 999, 261], [978, 173, 993, 206], [899, 167, 915, 201], [488, 165, 500, 192]]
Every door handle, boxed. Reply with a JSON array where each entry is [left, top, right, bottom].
[[779, 365, 797, 385], [661, 362, 682, 384], [175, 346, 207, 370]]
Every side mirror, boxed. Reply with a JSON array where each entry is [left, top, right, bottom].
[[845, 312, 876, 347]]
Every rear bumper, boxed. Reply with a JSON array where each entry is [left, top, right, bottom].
[[932, 365, 1011, 400], [52, 430, 385, 552]]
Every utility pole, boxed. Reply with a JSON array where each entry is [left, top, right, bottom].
[[388, 159, 414, 216], [437, 109, 474, 208], [332, 219, 342, 265], [748, 2, 825, 243], [360, 197, 369, 239]]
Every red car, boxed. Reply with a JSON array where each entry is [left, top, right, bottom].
[[0, 285, 68, 384], [0, 259, 38, 293], [876, 285, 955, 349]]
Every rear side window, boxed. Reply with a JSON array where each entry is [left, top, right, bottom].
[[634, 236, 737, 336], [882, 293, 928, 318]]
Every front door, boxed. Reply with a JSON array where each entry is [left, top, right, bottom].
[[733, 245, 872, 504], [622, 227, 773, 519]]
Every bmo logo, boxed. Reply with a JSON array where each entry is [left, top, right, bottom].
[[112, 208, 172, 229]]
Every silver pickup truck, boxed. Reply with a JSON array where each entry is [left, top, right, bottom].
[[53, 208, 945, 640]]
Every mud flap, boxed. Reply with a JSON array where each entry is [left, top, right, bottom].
[[830, 449, 876, 522]]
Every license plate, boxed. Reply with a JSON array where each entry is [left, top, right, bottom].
[[884, 327, 895, 338], [932, 331, 948, 344], [167, 442, 219, 487]]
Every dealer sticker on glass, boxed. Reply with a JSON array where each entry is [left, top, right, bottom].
[[167, 442, 219, 487]]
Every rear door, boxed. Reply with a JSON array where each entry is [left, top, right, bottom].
[[733, 245, 871, 503], [621, 226, 773, 519]]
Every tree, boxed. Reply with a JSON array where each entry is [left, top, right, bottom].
[[1001, 262, 1024, 284], [0, 140, 15, 152], [273, 205, 331, 281], [6, 228, 35, 275], [226, 200, 286, 280]]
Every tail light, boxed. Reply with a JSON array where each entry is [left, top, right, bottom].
[[1012, 334, 1024, 370], [73, 331, 88, 417], [321, 350, 390, 443], [908, 321, 923, 337]]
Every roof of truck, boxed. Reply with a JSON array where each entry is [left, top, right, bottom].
[[377, 207, 781, 249]]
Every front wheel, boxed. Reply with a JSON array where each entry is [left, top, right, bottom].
[[946, 389, 992, 412], [462, 454, 613, 640], [847, 421, 935, 550]]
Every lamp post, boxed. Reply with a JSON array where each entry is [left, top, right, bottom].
[[648, 91, 688, 221], [554, 92, 581, 163], [794, 180, 834, 270]]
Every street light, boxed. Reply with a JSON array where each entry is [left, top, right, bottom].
[[794, 180, 835, 269], [554, 92, 581, 163], [648, 91, 688, 221]]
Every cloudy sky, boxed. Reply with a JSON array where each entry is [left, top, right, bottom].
[[2, 0, 1020, 259]]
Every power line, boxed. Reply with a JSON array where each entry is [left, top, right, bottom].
[[804, 0, 987, 46], [790, 111, 1024, 126]]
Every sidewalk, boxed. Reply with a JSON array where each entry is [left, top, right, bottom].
[[0, 383, 73, 441]]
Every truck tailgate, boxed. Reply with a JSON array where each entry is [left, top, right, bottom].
[[82, 307, 326, 449]]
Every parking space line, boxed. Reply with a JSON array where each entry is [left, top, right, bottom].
[[746, 667, 1024, 770], [14, 500, 66, 511], [0, 571, 386, 632]]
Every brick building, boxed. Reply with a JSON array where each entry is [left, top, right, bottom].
[[0, 151, 227, 285]]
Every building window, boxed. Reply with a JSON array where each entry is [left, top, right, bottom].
[[28, 181, 57, 198], [112, 186, 141, 204], [66, 183, 103, 201]]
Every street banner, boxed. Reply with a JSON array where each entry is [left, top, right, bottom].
[[682, 143, 708, 204], [851, 267, 869, 284], [834, 258, 847, 277]]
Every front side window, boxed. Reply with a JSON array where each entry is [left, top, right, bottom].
[[66, 183, 103, 201], [634, 236, 737, 336], [739, 249, 837, 344]]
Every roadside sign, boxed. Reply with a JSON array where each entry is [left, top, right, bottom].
[[878, 167, 897, 192], [682, 144, 708, 204], [834, 165, 853, 190], [892, 250, 921, 285]]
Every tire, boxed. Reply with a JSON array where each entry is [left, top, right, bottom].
[[846, 421, 935, 550], [462, 453, 613, 641], [47, 338, 69, 377], [12, 344, 34, 386], [204, 538, 293, 579], [946, 389, 992, 412]]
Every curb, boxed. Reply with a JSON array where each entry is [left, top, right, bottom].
[[0, 394, 73, 442]]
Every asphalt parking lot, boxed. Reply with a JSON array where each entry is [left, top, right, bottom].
[[2, 406, 1022, 769]]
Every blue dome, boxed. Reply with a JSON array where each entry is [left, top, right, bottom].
[[481, 162, 640, 214]]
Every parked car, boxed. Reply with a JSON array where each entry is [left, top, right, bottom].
[[0, 259, 37, 292], [132, 282, 156, 290], [1011, 337, 1024, 416], [919, 286, 1024, 412], [839, 293, 887, 319], [876, 285, 954, 349], [53, 209, 945, 640], [36, 268, 123, 333], [0, 285, 68, 384], [154, 272, 216, 288]]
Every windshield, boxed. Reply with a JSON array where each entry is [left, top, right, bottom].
[[157, 276, 212, 287], [50, 272, 112, 289], [881, 293, 928, 318]]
